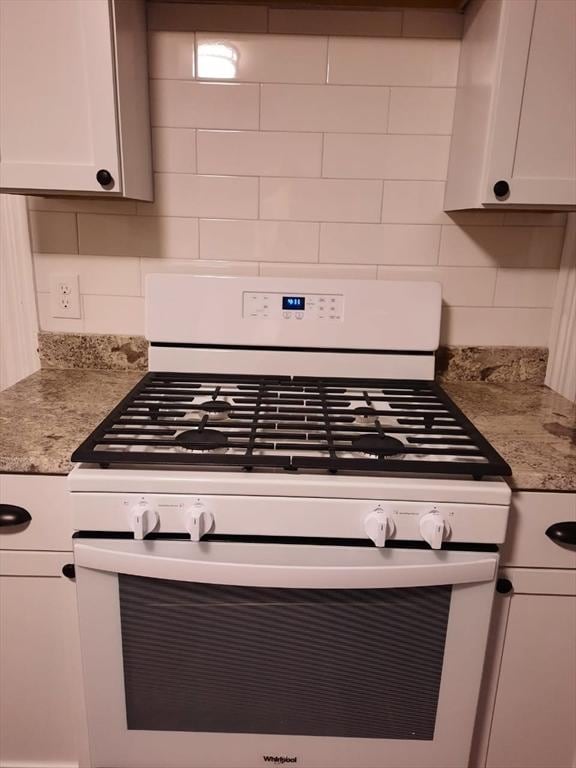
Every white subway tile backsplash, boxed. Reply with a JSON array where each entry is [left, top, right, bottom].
[[439, 226, 565, 268], [78, 214, 199, 259], [260, 178, 382, 222], [138, 173, 258, 219], [148, 31, 196, 79], [196, 33, 328, 83], [27, 15, 567, 348], [260, 263, 378, 279], [402, 10, 464, 39], [381, 181, 449, 224], [269, 8, 402, 38], [140, 258, 259, 293], [320, 223, 440, 264], [152, 127, 196, 173], [327, 37, 460, 86], [376, 266, 496, 306], [494, 268, 558, 308], [83, 296, 145, 335], [34, 253, 140, 296], [147, 3, 268, 33], [323, 134, 450, 180], [29, 211, 77, 254], [197, 131, 322, 177], [150, 80, 259, 129], [441, 307, 552, 346], [200, 220, 319, 262], [388, 88, 456, 135], [260, 84, 390, 133]]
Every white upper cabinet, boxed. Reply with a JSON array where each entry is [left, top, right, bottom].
[[0, 0, 152, 200], [445, 0, 576, 210]]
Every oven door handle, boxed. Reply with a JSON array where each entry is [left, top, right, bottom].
[[74, 541, 498, 589]]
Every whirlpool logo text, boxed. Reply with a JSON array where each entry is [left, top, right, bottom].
[[262, 756, 298, 764]]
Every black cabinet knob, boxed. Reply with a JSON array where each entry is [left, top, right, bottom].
[[62, 563, 76, 579], [545, 522, 576, 547], [496, 578, 513, 594], [0, 504, 32, 527], [96, 169, 114, 188], [493, 180, 510, 200]]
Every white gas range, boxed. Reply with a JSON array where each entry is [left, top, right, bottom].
[[69, 276, 511, 768]]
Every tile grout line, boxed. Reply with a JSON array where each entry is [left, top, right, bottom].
[[151, 77, 459, 89], [258, 82, 262, 130], [74, 212, 80, 256], [491, 267, 500, 307]]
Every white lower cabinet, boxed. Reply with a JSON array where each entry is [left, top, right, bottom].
[[486, 581, 576, 768], [473, 492, 576, 768], [0, 475, 88, 768], [0, 554, 88, 768]]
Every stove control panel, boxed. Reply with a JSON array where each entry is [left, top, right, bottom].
[[74, 492, 509, 545], [242, 291, 344, 321]]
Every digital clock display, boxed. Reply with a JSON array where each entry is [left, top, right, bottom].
[[282, 296, 305, 310]]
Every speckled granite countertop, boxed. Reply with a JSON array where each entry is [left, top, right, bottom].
[[0, 370, 574, 491], [0, 370, 142, 474], [443, 382, 575, 491]]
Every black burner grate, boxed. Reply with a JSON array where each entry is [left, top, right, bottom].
[[71, 372, 512, 478]]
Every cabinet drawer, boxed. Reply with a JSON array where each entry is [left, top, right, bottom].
[[0, 474, 73, 551], [502, 492, 576, 569]]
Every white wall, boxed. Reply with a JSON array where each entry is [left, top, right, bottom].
[[28, 2, 566, 346]]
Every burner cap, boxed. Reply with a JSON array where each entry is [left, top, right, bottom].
[[177, 429, 228, 451], [353, 406, 377, 416], [351, 434, 404, 457], [198, 400, 232, 414]]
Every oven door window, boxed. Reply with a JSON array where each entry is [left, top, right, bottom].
[[118, 575, 451, 740]]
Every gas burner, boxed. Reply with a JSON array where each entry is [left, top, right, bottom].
[[176, 429, 229, 452], [352, 406, 378, 426], [185, 400, 233, 423], [351, 434, 405, 458], [198, 400, 232, 415]]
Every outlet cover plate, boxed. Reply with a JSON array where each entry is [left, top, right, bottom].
[[49, 273, 81, 319]]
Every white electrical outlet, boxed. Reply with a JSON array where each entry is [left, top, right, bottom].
[[49, 273, 81, 318]]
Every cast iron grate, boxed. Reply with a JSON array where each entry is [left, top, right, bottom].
[[71, 372, 512, 479]]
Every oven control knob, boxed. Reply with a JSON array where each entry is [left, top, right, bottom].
[[364, 506, 393, 548], [130, 503, 158, 540], [419, 511, 449, 550], [186, 506, 214, 541]]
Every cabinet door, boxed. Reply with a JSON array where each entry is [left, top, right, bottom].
[[486, 0, 576, 206], [0, 551, 89, 767], [486, 589, 576, 768], [0, 0, 121, 195]]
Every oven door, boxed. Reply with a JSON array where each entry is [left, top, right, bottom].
[[74, 539, 498, 768]]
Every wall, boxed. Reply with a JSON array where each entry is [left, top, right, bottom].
[[28, 2, 566, 346]]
